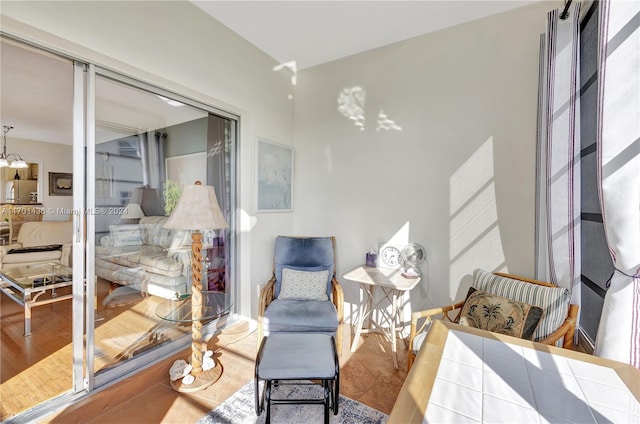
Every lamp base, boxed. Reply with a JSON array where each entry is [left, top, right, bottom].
[[170, 362, 223, 393]]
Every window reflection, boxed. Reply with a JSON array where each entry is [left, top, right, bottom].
[[93, 76, 235, 378]]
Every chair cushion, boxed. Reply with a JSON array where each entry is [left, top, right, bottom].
[[263, 299, 338, 333], [257, 334, 337, 380], [278, 268, 329, 301], [274, 236, 334, 298], [472, 269, 571, 342], [458, 287, 543, 340]]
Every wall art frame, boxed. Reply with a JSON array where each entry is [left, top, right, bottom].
[[165, 152, 207, 186], [256, 138, 293, 212], [48, 172, 73, 196]]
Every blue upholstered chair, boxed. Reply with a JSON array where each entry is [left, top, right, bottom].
[[257, 236, 344, 354]]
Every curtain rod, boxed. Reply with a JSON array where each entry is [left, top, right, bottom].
[[560, 0, 573, 20]]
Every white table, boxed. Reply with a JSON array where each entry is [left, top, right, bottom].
[[390, 320, 640, 423], [343, 265, 421, 369]]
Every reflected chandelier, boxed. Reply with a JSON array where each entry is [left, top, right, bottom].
[[0, 125, 28, 168]]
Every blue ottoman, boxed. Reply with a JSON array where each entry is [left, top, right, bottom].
[[255, 333, 339, 424]]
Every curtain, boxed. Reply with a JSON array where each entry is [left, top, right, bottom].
[[207, 114, 231, 292], [138, 132, 150, 187], [536, 3, 582, 303], [594, 0, 640, 367]]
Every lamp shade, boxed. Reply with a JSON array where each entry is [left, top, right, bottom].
[[128, 186, 164, 216], [164, 181, 228, 231], [9, 159, 28, 169], [121, 203, 145, 219]]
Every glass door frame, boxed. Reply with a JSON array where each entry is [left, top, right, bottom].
[[71, 60, 89, 393], [86, 66, 240, 390]]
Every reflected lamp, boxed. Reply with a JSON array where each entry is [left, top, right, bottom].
[[130, 186, 164, 216], [119, 203, 145, 223]]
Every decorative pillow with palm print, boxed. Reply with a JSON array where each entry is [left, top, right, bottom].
[[457, 287, 544, 340]]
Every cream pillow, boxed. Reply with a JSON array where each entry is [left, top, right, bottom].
[[278, 268, 330, 301]]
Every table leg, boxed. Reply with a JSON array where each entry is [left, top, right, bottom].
[[24, 293, 32, 336], [391, 289, 398, 369], [365, 285, 374, 329], [350, 283, 368, 352]]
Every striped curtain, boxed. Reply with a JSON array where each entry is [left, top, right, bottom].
[[536, 4, 582, 300], [594, 0, 640, 367]]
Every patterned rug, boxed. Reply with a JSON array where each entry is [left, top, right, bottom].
[[196, 380, 388, 424]]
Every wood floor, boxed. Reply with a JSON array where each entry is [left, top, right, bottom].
[[1, 281, 410, 423], [37, 321, 409, 423], [2, 281, 593, 423]]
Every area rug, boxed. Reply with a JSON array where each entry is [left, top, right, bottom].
[[196, 380, 388, 424]]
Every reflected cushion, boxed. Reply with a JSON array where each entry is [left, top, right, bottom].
[[109, 224, 142, 247]]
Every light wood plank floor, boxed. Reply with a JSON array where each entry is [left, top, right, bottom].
[[1, 280, 410, 422], [38, 321, 409, 423]]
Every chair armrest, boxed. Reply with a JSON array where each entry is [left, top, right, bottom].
[[410, 301, 466, 326], [100, 235, 115, 247], [258, 277, 276, 314], [60, 243, 72, 266], [0, 243, 23, 265], [0, 242, 23, 253], [331, 277, 344, 355], [409, 302, 465, 351], [257, 276, 276, 345], [331, 277, 344, 324], [538, 303, 579, 349]]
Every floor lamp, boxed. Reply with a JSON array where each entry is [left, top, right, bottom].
[[164, 180, 228, 392]]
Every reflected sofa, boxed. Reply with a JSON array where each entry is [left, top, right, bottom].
[[95, 216, 193, 299]]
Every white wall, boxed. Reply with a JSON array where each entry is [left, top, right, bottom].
[[1, 0, 295, 317], [293, 1, 556, 317]]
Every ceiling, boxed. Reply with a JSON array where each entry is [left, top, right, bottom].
[[192, 1, 540, 70], [1, 1, 540, 145], [0, 39, 206, 146]]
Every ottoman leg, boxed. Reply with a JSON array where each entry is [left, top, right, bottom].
[[323, 380, 330, 424], [254, 378, 260, 415], [265, 380, 272, 424], [332, 336, 340, 415]]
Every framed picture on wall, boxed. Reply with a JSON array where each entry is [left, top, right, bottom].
[[165, 152, 207, 186], [48, 172, 73, 196], [256, 138, 293, 212]]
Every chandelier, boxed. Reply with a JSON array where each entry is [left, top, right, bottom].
[[0, 125, 28, 168]]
